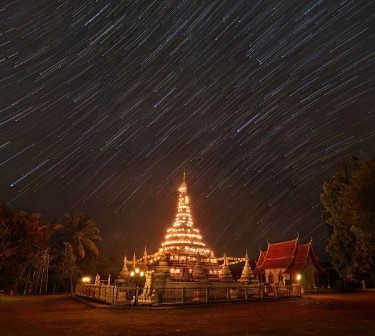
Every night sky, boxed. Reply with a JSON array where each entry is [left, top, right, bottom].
[[1, 1, 374, 260]]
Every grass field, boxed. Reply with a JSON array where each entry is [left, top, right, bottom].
[[0, 292, 374, 335]]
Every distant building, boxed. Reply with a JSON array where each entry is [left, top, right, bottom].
[[253, 238, 323, 289]]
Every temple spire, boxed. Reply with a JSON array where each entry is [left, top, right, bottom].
[[219, 252, 234, 282], [223, 252, 228, 266], [179, 170, 187, 193], [239, 250, 257, 284], [143, 245, 148, 260], [133, 252, 136, 269], [119, 255, 130, 280], [160, 170, 210, 256]]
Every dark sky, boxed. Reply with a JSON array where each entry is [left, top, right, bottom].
[[1, 1, 374, 261]]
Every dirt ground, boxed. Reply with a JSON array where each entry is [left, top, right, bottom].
[[0, 292, 374, 336]]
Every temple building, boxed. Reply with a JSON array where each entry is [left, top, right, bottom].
[[253, 238, 323, 289], [117, 172, 323, 296], [118, 173, 254, 286], [105, 173, 328, 305], [151, 172, 221, 280]]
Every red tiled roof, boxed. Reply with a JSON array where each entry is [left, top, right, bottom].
[[253, 239, 297, 275], [285, 242, 323, 274], [307, 244, 324, 272], [260, 258, 294, 270], [265, 239, 298, 260], [284, 243, 310, 273], [256, 250, 266, 266], [293, 243, 310, 262], [253, 238, 323, 276], [253, 251, 266, 276]]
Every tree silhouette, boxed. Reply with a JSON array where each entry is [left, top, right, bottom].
[[321, 157, 375, 282], [55, 212, 101, 259]]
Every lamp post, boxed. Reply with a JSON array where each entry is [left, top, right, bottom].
[[82, 276, 91, 284], [296, 273, 302, 283], [130, 268, 145, 306], [296, 273, 302, 295], [81, 277, 91, 296]]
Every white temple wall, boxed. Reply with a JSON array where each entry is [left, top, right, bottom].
[[264, 268, 287, 285]]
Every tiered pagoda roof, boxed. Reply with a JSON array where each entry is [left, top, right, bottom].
[[253, 238, 322, 275], [285, 242, 323, 274], [121, 173, 244, 282], [137, 172, 221, 280], [254, 238, 298, 273], [159, 172, 212, 257]]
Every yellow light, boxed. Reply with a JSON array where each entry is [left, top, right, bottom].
[[296, 274, 302, 281], [130, 271, 135, 277], [82, 276, 91, 283], [140, 271, 145, 277], [135, 268, 140, 274]]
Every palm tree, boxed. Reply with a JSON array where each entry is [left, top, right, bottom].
[[55, 212, 101, 259]]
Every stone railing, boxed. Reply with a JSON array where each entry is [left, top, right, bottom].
[[75, 284, 302, 306]]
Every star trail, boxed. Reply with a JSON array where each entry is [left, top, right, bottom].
[[1, 1, 374, 260]]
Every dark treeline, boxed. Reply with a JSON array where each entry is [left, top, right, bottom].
[[321, 157, 375, 286], [0, 204, 121, 294]]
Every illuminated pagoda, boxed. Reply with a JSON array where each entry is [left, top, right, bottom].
[[151, 172, 221, 280], [114, 172, 262, 305], [118, 172, 261, 291]]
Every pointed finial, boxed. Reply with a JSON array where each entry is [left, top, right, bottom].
[[133, 252, 136, 268], [245, 250, 249, 259], [179, 169, 187, 193], [144, 245, 147, 256], [297, 232, 300, 240], [309, 236, 313, 243], [223, 252, 228, 265]]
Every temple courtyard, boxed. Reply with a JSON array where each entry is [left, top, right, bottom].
[[0, 292, 374, 335]]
